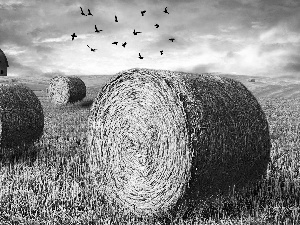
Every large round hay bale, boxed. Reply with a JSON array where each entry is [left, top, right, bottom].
[[0, 83, 44, 153], [48, 75, 86, 105], [87, 68, 271, 218]]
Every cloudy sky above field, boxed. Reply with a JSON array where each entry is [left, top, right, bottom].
[[0, 0, 300, 77]]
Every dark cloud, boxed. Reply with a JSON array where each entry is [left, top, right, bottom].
[[34, 44, 54, 53], [161, 0, 195, 2], [27, 28, 44, 38], [284, 11, 300, 32], [284, 62, 300, 72], [257, 0, 300, 29], [284, 55, 300, 72], [216, 0, 256, 10], [226, 51, 236, 58], [7, 56, 43, 76], [0, 2, 35, 46], [0, 3, 26, 11], [190, 64, 213, 73], [27, 25, 65, 43], [0, 26, 32, 46], [260, 0, 300, 8]]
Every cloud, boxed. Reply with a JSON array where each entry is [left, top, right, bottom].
[[216, 0, 258, 10], [1, 0, 300, 77], [259, 26, 300, 44], [251, 21, 267, 29], [6, 55, 43, 76], [34, 44, 54, 53], [226, 51, 236, 58], [190, 64, 214, 73], [284, 55, 300, 72], [285, 62, 300, 73]]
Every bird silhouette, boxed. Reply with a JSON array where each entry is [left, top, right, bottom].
[[88, 9, 93, 16], [122, 42, 127, 48], [80, 7, 87, 16], [95, 25, 103, 33], [71, 33, 77, 41], [87, 45, 97, 52], [154, 24, 159, 28], [169, 38, 175, 42], [112, 42, 118, 45], [160, 50, 163, 55], [164, 7, 169, 14], [133, 29, 142, 35], [115, 15, 118, 22], [139, 53, 143, 59], [141, 10, 146, 16]]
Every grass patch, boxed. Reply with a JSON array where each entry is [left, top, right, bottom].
[[0, 90, 299, 224]]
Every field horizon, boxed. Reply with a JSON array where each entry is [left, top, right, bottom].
[[1, 71, 300, 100]]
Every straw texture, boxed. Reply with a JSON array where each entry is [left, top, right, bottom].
[[87, 68, 271, 218], [0, 83, 44, 154], [48, 75, 86, 105]]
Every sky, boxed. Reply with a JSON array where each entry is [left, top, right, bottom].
[[0, 0, 300, 78]]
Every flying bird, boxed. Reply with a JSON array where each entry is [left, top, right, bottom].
[[71, 33, 77, 41], [87, 45, 97, 52], [141, 10, 146, 16], [139, 53, 143, 59], [112, 42, 118, 45], [133, 29, 142, 35], [115, 15, 118, 22], [80, 7, 87, 16], [95, 25, 103, 33], [154, 24, 159, 28], [160, 50, 163, 55], [169, 38, 175, 42], [164, 7, 169, 14], [88, 9, 93, 16], [122, 42, 127, 48]]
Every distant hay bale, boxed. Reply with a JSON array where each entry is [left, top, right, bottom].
[[87, 68, 271, 218], [248, 78, 256, 82], [48, 75, 86, 105], [0, 83, 44, 154]]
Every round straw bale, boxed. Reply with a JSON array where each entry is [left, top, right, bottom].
[[87, 68, 271, 218], [0, 83, 44, 153], [48, 75, 86, 105]]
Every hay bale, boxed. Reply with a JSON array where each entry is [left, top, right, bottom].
[[248, 78, 256, 82], [48, 75, 86, 105], [0, 83, 44, 154], [87, 68, 271, 218]]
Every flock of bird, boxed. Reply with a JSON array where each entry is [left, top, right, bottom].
[[71, 7, 175, 59]]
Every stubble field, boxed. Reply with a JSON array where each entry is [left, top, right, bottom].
[[0, 77, 300, 224]]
